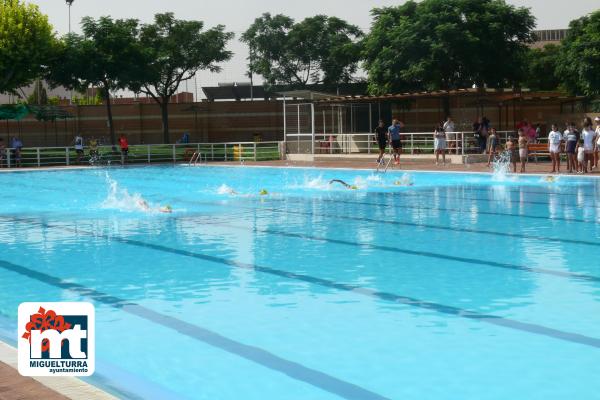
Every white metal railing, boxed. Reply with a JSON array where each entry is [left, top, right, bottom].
[[286, 131, 519, 155], [0, 141, 283, 168]]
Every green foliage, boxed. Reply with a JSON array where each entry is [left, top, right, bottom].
[[47, 16, 142, 144], [131, 13, 233, 143], [242, 13, 363, 87], [556, 10, 600, 96], [522, 44, 561, 91], [0, 0, 55, 94], [26, 80, 49, 105], [362, 0, 535, 94]]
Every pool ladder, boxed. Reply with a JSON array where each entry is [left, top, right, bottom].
[[188, 152, 205, 166], [376, 156, 393, 173]]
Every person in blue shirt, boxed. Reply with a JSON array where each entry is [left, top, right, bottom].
[[388, 119, 404, 165]]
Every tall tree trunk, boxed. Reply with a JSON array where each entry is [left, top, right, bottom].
[[103, 86, 116, 145], [160, 97, 170, 143]]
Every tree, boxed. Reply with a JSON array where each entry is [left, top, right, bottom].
[[0, 0, 55, 94], [27, 80, 49, 105], [131, 13, 233, 143], [242, 13, 363, 88], [362, 0, 535, 95], [47, 17, 141, 145], [556, 10, 600, 96], [523, 44, 561, 91]]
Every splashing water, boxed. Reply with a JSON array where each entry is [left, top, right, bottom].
[[394, 173, 414, 186], [492, 151, 513, 181], [287, 175, 331, 190], [217, 184, 237, 195], [101, 173, 156, 213]]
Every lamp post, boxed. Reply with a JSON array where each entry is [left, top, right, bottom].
[[65, 0, 74, 33]]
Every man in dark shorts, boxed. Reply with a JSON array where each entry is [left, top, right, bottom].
[[373, 120, 388, 165], [388, 119, 404, 165]]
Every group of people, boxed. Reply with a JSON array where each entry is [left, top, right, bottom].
[[372, 115, 600, 174], [491, 117, 600, 174]]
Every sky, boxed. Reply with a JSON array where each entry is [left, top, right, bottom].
[[28, 0, 600, 97]]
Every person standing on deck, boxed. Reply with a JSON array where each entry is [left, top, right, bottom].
[[119, 134, 129, 165], [373, 120, 388, 165], [565, 126, 579, 173], [487, 128, 499, 167], [433, 123, 447, 165], [11, 137, 23, 167], [0, 138, 5, 168], [443, 117, 456, 153], [388, 119, 404, 165], [73, 134, 84, 164], [594, 117, 600, 169], [581, 117, 595, 172], [548, 124, 562, 173], [518, 129, 529, 173]]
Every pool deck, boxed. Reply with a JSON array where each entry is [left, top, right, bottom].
[[0, 341, 116, 400], [223, 159, 600, 176], [1, 159, 599, 176]]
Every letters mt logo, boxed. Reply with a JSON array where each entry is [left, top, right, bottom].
[[18, 302, 95, 377]]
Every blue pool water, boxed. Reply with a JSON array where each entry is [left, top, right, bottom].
[[1, 165, 599, 399]]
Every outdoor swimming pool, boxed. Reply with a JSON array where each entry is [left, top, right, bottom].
[[0, 165, 599, 400]]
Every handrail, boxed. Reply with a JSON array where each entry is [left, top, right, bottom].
[[0, 141, 282, 168], [286, 131, 524, 156]]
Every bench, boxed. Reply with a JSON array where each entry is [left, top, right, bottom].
[[527, 143, 550, 163]]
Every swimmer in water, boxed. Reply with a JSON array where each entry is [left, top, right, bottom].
[[394, 174, 414, 186], [329, 179, 358, 190], [136, 199, 151, 211], [544, 176, 556, 183], [259, 189, 269, 195], [159, 205, 173, 213]]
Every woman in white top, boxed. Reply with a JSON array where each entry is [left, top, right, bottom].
[[548, 124, 562, 173], [594, 117, 600, 169], [581, 117, 596, 172]]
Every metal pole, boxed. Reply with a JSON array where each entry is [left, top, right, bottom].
[[311, 103, 315, 155], [37, 148, 41, 167], [147, 144, 151, 163]]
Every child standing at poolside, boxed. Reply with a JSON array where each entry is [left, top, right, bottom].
[[506, 136, 518, 173], [486, 128, 499, 167], [518, 129, 528, 173], [548, 124, 562, 173], [565, 126, 578, 173], [577, 139, 586, 173], [581, 117, 595, 172]]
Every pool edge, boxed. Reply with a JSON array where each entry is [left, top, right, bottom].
[[0, 340, 117, 400]]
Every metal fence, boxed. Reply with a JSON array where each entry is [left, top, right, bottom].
[[0, 141, 282, 168], [303, 131, 519, 155]]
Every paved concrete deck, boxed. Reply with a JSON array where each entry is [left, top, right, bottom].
[[0, 342, 116, 400], [224, 159, 600, 176]]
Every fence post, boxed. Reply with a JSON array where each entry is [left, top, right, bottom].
[[224, 144, 227, 161], [147, 145, 151, 163], [37, 148, 41, 167], [66, 148, 70, 166], [461, 132, 465, 156], [172, 145, 176, 163], [411, 134, 414, 155], [6, 149, 10, 168], [211, 144, 214, 161], [253, 142, 257, 161]]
